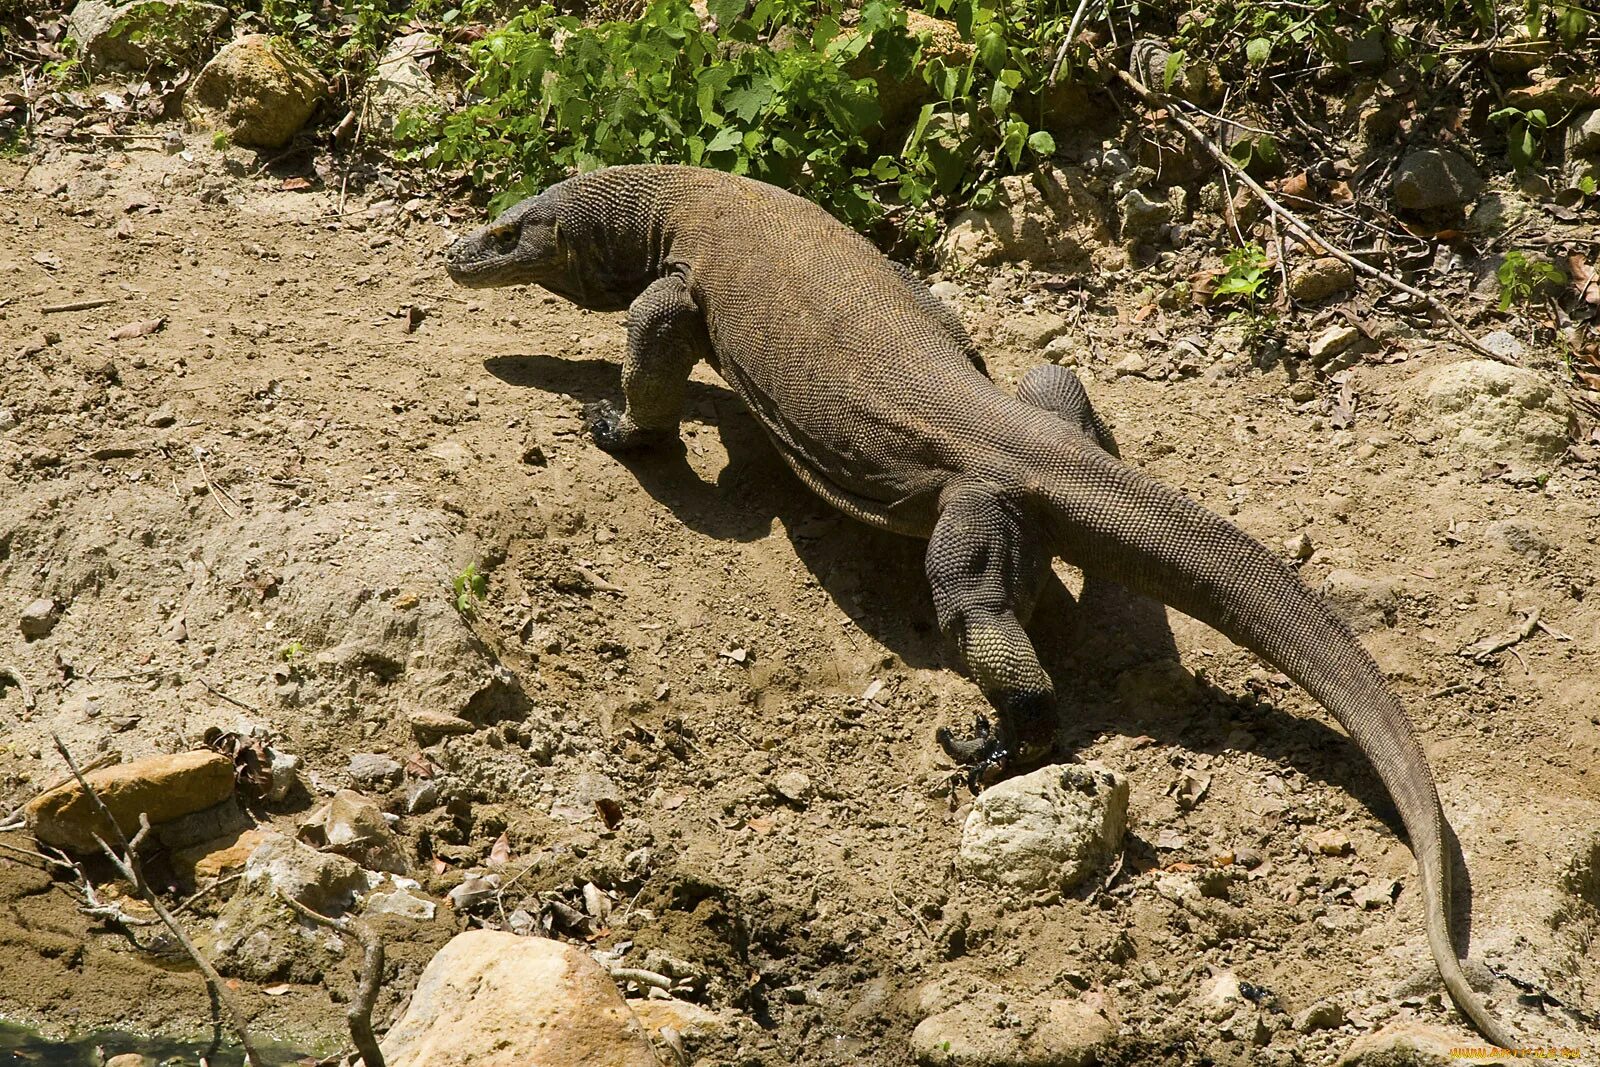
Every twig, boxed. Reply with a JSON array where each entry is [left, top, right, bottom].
[[173, 872, 245, 916], [1113, 67, 1509, 363], [41, 298, 117, 314], [1047, 0, 1098, 86], [0, 837, 77, 872], [277, 892, 387, 1067], [53, 735, 264, 1067], [1427, 682, 1472, 699], [193, 448, 238, 518], [887, 887, 934, 943], [201, 678, 262, 715], [1461, 608, 1542, 664], [0, 665, 35, 712]]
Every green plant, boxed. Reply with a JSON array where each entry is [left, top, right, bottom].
[[1496, 250, 1567, 311], [1488, 104, 1551, 171], [1214, 242, 1272, 305], [453, 562, 488, 616], [399, 0, 1065, 241], [279, 640, 306, 663], [211, 129, 230, 151], [258, 0, 496, 83]]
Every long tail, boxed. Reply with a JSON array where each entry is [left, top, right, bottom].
[[1038, 444, 1514, 1048]]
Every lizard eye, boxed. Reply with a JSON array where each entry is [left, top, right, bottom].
[[486, 224, 519, 253]]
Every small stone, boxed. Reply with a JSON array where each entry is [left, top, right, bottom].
[[1293, 999, 1347, 1032], [408, 709, 477, 745], [300, 789, 408, 874], [365, 885, 437, 921], [266, 749, 300, 803], [380, 931, 660, 1066], [19, 598, 59, 638], [27, 750, 236, 854], [0, 408, 17, 431], [1288, 380, 1319, 403], [1289, 257, 1356, 302], [911, 993, 1116, 1067], [1320, 570, 1397, 634], [1567, 107, 1600, 158], [1308, 325, 1361, 362], [105, 1055, 150, 1067], [360, 32, 442, 142], [1485, 518, 1549, 560], [771, 770, 814, 805], [1112, 353, 1151, 378], [241, 832, 367, 916], [405, 779, 442, 814], [958, 763, 1128, 893], [520, 433, 548, 467], [1311, 828, 1353, 856], [448, 872, 501, 911], [1476, 329, 1527, 363], [144, 405, 176, 427], [1392, 148, 1483, 212], [1119, 187, 1172, 238], [1001, 311, 1069, 349], [1352, 878, 1399, 909], [1285, 532, 1314, 561], [348, 752, 403, 787], [928, 280, 963, 303], [628, 997, 729, 1041], [938, 166, 1112, 270]]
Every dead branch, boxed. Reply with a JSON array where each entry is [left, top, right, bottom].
[[52, 735, 264, 1067], [1114, 67, 1511, 364], [0, 664, 36, 713], [277, 892, 387, 1067], [1462, 608, 1542, 663]]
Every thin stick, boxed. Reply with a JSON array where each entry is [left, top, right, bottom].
[[52, 736, 264, 1067], [201, 678, 262, 714], [0, 665, 35, 712], [41, 298, 117, 314], [277, 893, 387, 1067], [1113, 68, 1508, 363], [1048, 0, 1098, 86]]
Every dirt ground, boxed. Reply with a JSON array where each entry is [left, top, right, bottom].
[[1, 134, 1597, 1066]]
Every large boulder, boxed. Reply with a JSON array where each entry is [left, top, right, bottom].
[[938, 166, 1111, 270], [185, 34, 326, 149], [957, 763, 1127, 894], [66, 0, 227, 72], [27, 750, 235, 854], [1401, 359, 1574, 473], [379, 930, 662, 1066]]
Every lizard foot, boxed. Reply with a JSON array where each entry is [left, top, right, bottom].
[[582, 401, 677, 453], [937, 716, 1009, 791]]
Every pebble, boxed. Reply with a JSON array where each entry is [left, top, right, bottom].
[[19, 597, 59, 638], [927, 280, 962, 303], [1113, 353, 1151, 377], [958, 763, 1128, 893], [408, 709, 477, 745], [1284, 532, 1314, 561], [1289, 256, 1356, 302], [1293, 999, 1347, 1032], [0, 408, 16, 431], [1311, 828, 1353, 856], [1476, 329, 1526, 362], [348, 752, 403, 787], [144, 405, 177, 428], [771, 769, 813, 805], [1308, 324, 1361, 361]]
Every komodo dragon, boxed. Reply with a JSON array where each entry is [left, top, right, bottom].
[[445, 163, 1515, 1046]]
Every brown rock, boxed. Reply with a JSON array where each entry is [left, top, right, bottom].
[[300, 790, 408, 874], [171, 828, 271, 888], [1336, 1019, 1512, 1065], [939, 166, 1111, 270], [629, 997, 728, 1041], [1289, 256, 1356, 302], [379, 930, 662, 1067], [184, 34, 326, 148], [408, 708, 477, 744], [27, 750, 235, 854]]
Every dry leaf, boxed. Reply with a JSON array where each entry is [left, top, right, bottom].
[[263, 984, 293, 996], [488, 831, 511, 868], [432, 856, 448, 875], [108, 316, 166, 340], [595, 796, 624, 830], [1569, 253, 1599, 306], [280, 176, 314, 191]]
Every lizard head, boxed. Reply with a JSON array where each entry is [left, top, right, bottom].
[[445, 194, 565, 289]]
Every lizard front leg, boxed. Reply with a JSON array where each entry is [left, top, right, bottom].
[[585, 271, 709, 452], [926, 483, 1056, 788]]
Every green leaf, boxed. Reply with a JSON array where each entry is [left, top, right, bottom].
[[1557, 4, 1588, 43], [724, 81, 774, 122], [1245, 37, 1272, 66], [706, 0, 744, 29], [1001, 119, 1028, 167], [976, 29, 1006, 75], [1161, 49, 1185, 91], [706, 124, 744, 153], [1027, 130, 1056, 156]]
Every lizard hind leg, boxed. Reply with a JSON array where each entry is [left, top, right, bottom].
[[585, 271, 709, 453], [1017, 364, 1120, 456], [926, 482, 1057, 787]]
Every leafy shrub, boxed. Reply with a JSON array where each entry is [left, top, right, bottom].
[[399, 0, 1069, 241]]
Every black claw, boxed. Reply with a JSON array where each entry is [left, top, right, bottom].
[[938, 715, 1012, 792], [582, 401, 628, 452]]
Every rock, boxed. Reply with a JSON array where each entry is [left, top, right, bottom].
[[348, 752, 403, 787], [1290, 257, 1356, 302], [143, 405, 176, 427], [408, 708, 476, 745], [185, 34, 327, 149], [1293, 999, 1347, 1032], [939, 166, 1111, 270], [266, 749, 301, 802], [911, 993, 1116, 1067], [300, 790, 408, 874], [1475, 329, 1527, 363], [241, 832, 367, 916], [19, 597, 59, 638], [1352, 878, 1399, 909], [1401, 360, 1574, 472], [771, 769, 813, 805], [1000, 312, 1068, 349], [957, 763, 1128, 894], [1285, 532, 1314, 561], [551, 771, 624, 824], [1112, 353, 1151, 378], [1118, 188, 1171, 239], [172, 827, 271, 888], [365, 884, 437, 921], [1336, 1019, 1512, 1065], [1319, 570, 1396, 634], [1485, 518, 1549, 560], [379, 930, 661, 1067], [0, 408, 16, 431], [629, 997, 729, 1041], [105, 1055, 150, 1067], [1341, 32, 1385, 71], [65, 0, 227, 72], [1200, 970, 1242, 1018], [1311, 828, 1353, 856], [27, 750, 235, 854], [1569, 108, 1600, 158], [1391, 148, 1483, 212], [361, 32, 442, 141], [1308, 324, 1362, 362], [928, 280, 963, 304]]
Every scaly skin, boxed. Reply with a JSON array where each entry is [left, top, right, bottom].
[[445, 164, 1517, 1047]]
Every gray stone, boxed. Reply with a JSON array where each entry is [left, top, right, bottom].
[[939, 166, 1111, 270], [1118, 187, 1171, 238], [241, 832, 367, 916], [1112, 353, 1151, 378], [1392, 148, 1483, 211], [911, 992, 1116, 1067], [1293, 999, 1347, 1032], [1001, 311, 1069, 349], [1485, 518, 1549, 560], [19, 598, 58, 638], [1568, 108, 1600, 158], [1319, 570, 1396, 633], [360, 32, 442, 141], [266, 749, 300, 803], [184, 34, 326, 149], [365, 885, 437, 921], [771, 769, 814, 805], [1476, 329, 1527, 363], [958, 763, 1127, 894], [380, 930, 661, 1067], [66, 0, 227, 72], [1289, 257, 1356, 302], [1401, 359, 1574, 472], [348, 752, 403, 787], [0, 408, 17, 431]]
